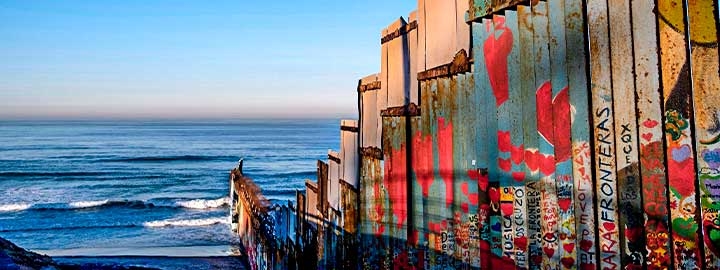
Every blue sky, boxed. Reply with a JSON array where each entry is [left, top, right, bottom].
[[0, 1, 416, 119]]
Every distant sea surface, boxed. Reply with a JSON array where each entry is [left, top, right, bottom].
[[0, 120, 338, 257]]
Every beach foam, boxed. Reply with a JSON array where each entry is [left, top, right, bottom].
[[0, 203, 31, 212], [174, 197, 229, 209]]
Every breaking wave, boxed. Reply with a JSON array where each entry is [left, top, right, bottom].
[[143, 217, 229, 228], [0, 197, 229, 212]]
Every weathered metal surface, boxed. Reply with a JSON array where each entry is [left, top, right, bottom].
[[317, 160, 329, 217], [328, 150, 341, 212], [587, 0, 621, 267], [531, 2, 561, 268], [359, 74, 380, 150], [547, 0, 577, 267], [472, 19, 493, 270], [420, 0, 469, 70], [380, 103, 421, 117], [517, 5, 543, 269], [408, 11, 419, 106], [608, 0, 645, 268], [381, 115, 409, 249], [359, 154, 388, 268], [340, 120, 359, 189], [503, 10, 528, 269], [630, 1, 672, 269], [688, 1, 720, 268], [565, 0, 596, 268], [467, 0, 491, 22], [658, 0, 703, 268], [385, 18, 410, 108], [417, 50, 470, 81]]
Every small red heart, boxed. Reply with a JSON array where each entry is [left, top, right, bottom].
[[563, 243, 575, 253], [644, 119, 659, 128], [478, 171, 489, 191], [558, 198, 571, 211], [544, 247, 555, 257], [579, 239, 593, 251], [512, 172, 525, 182], [561, 257, 575, 269], [603, 222, 616, 232], [540, 154, 556, 176], [501, 202, 513, 216], [499, 158, 512, 172], [514, 236, 528, 250], [642, 133, 653, 142], [525, 149, 540, 172], [489, 187, 500, 204], [498, 130, 512, 152], [511, 144, 525, 164]]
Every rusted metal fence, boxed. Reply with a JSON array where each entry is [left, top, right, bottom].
[[231, 0, 719, 269]]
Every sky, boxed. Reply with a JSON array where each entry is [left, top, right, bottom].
[[0, 1, 417, 119]]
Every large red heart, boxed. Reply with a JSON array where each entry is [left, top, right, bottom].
[[552, 87, 572, 162], [483, 16, 513, 107], [563, 243, 575, 253], [514, 236, 528, 250], [536, 82, 554, 146]]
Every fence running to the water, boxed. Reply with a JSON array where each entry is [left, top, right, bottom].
[[230, 0, 720, 269]]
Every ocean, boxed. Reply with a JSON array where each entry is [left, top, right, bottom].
[[0, 119, 338, 258]]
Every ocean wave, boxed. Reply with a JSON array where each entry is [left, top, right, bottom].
[[0, 203, 31, 212], [0, 171, 109, 178], [174, 197, 229, 209], [143, 217, 229, 228], [246, 170, 316, 179], [0, 197, 229, 212], [0, 224, 139, 233], [99, 155, 236, 163]]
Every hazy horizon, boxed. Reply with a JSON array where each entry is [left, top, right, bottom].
[[0, 1, 416, 120]]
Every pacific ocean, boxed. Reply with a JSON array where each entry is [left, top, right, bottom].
[[0, 119, 339, 259]]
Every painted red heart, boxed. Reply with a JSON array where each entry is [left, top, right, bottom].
[[514, 236, 528, 250], [498, 130, 512, 152], [501, 202, 513, 216], [603, 222, 616, 232], [540, 154, 556, 176], [483, 16, 513, 107], [525, 149, 540, 172], [536, 81, 554, 146], [544, 246, 555, 258], [563, 243, 575, 253], [531, 255, 542, 265], [558, 198, 571, 211], [561, 257, 575, 269], [499, 158, 512, 172], [552, 87, 572, 162], [580, 263, 595, 270], [642, 133, 653, 142], [579, 239, 593, 252], [478, 171, 489, 192], [644, 119, 659, 128], [625, 227, 642, 241], [512, 172, 525, 183], [489, 187, 500, 204], [511, 144, 524, 164]]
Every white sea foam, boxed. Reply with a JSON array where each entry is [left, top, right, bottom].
[[143, 217, 229, 228], [68, 200, 109, 209], [175, 197, 229, 209], [0, 203, 31, 212]]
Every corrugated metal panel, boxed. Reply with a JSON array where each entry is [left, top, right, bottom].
[[688, 0, 720, 268], [422, 0, 455, 69], [607, 0, 644, 268], [658, 1, 702, 268], [381, 115, 409, 244], [631, 0, 671, 268], [359, 153, 388, 268], [360, 74, 380, 149], [517, 5, 543, 269], [472, 19, 493, 270], [531, 2, 562, 268], [565, 0, 596, 268], [547, 0, 577, 267], [587, 0, 621, 267], [385, 18, 410, 108], [328, 150, 341, 212], [341, 120, 359, 189], [408, 11, 419, 105]]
